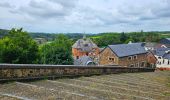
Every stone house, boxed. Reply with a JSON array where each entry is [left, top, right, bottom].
[[99, 43, 148, 67], [146, 51, 157, 68], [72, 36, 100, 60], [155, 47, 170, 65]]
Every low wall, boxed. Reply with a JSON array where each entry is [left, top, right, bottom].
[[0, 64, 155, 82]]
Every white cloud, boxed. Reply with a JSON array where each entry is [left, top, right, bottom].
[[0, 0, 170, 33]]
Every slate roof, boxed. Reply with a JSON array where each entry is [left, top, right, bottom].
[[155, 47, 170, 60], [108, 43, 147, 57], [74, 56, 95, 65], [163, 53, 170, 60], [72, 38, 98, 52], [160, 38, 170, 44], [155, 48, 167, 56]]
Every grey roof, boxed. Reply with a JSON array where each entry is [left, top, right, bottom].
[[108, 43, 147, 57], [156, 47, 170, 60], [74, 56, 95, 65], [155, 47, 170, 57], [163, 53, 170, 60], [160, 38, 170, 44], [72, 38, 98, 52]]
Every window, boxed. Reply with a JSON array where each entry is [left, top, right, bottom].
[[84, 44, 88, 47], [141, 62, 145, 67], [109, 57, 114, 61], [86, 52, 89, 56], [76, 56, 79, 59], [136, 63, 139, 67], [134, 55, 137, 60], [129, 64, 134, 67], [128, 56, 132, 60]]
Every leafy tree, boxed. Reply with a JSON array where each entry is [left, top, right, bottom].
[[0, 28, 39, 64], [39, 34, 73, 65], [120, 32, 128, 43]]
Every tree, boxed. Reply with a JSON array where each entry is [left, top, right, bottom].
[[0, 28, 39, 64], [39, 34, 73, 65], [120, 32, 128, 43]]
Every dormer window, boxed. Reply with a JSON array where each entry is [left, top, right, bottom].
[[134, 55, 137, 59], [84, 44, 88, 47], [128, 56, 132, 60]]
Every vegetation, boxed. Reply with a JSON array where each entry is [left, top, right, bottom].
[[0, 28, 39, 64], [39, 34, 73, 65], [91, 31, 163, 47], [0, 28, 74, 64]]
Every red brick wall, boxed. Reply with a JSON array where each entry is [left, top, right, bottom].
[[72, 48, 100, 59]]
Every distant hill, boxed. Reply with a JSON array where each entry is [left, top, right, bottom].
[[1, 28, 170, 44], [0, 29, 9, 38], [0, 29, 95, 41]]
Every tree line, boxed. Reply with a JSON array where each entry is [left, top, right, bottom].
[[91, 31, 162, 47]]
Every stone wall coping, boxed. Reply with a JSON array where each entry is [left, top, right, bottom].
[[0, 64, 154, 69]]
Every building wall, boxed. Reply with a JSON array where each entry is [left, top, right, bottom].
[[0, 64, 155, 82], [147, 52, 157, 67], [99, 47, 119, 65], [119, 54, 147, 67], [72, 48, 100, 59], [99, 47, 148, 67]]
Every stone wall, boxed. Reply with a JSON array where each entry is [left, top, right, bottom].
[[0, 64, 155, 81], [99, 47, 119, 65], [99, 47, 148, 67]]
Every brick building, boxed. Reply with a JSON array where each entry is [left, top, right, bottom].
[[72, 36, 100, 60], [99, 43, 149, 67]]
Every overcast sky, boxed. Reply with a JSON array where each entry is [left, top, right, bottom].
[[0, 0, 170, 33]]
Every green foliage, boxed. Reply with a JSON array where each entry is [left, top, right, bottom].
[[0, 28, 39, 64], [91, 33, 121, 47], [120, 32, 128, 43], [39, 34, 73, 65], [90, 32, 162, 47]]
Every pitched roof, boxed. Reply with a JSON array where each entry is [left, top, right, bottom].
[[160, 38, 170, 44], [108, 43, 147, 57], [155, 47, 170, 56], [163, 53, 170, 60], [74, 56, 95, 65], [72, 38, 98, 52]]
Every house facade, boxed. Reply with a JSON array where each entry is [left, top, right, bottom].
[[99, 43, 148, 67], [147, 51, 157, 68], [155, 47, 170, 66], [72, 36, 100, 60]]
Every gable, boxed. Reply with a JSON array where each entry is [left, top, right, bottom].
[[100, 47, 119, 57]]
